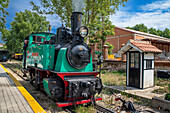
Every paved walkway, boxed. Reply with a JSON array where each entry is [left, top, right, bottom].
[[104, 85, 165, 99], [0, 65, 33, 113]]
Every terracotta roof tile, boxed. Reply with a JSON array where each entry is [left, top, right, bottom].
[[130, 41, 162, 53]]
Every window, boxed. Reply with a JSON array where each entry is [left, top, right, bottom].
[[130, 53, 139, 68], [33, 36, 36, 43], [36, 37, 42, 43], [32, 36, 45, 44], [146, 60, 152, 69]]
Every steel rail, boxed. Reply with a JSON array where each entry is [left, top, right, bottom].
[[63, 107, 77, 113], [94, 103, 116, 113], [4, 63, 29, 81]]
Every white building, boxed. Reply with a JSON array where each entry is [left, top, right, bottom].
[[0, 43, 4, 47], [118, 40, 162, 89]]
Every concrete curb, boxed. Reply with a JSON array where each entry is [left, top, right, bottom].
[[103, 85, 151, 102], [151, 97, 170, 112], [103, 85, 170, 112]]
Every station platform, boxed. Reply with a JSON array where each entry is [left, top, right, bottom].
[[0, 64, 46, 113]]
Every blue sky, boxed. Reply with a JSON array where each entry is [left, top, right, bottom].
[[1, 0, 170, 43]]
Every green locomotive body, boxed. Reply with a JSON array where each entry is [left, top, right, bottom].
[[26, 33, 55, 70], [25, 32, 93, 72], [24, 12, 102, 107]]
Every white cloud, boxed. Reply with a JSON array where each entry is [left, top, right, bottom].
[[141, 0, 170, 11], [43, 14, 62, 33], [44, 14, 61, 26], [110, 0, 170, 30]]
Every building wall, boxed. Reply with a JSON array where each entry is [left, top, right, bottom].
[[143, 53, 154, 88], [106, 27, 134, 53], [135, 34, 145, 40], [105, 27, 170, 54]]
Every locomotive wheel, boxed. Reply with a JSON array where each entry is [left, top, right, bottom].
[[29, 71, 35, 85], [35, 70, 41, 90]]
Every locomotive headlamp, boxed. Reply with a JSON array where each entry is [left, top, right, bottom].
[[78, 26, 89, 38]]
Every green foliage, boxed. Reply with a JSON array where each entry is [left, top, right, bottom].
[[126, 24, 170, 38], [0, 0, 9, 31], [88, 14, 115, 54], [1, 10, 49, 53], [105, 42, 114, 55], [165, 93, 170, 101], [30, 0, 127, 54], [31, 0, 127, 27], [30, 0, 72, 27], [148, 28, 158, 35], [127, 24, 148, 33], [163, 28, 170, 38]]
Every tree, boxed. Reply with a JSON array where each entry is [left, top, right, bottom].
[[148, 28, 157, 35], [30, 0, 72, 27], [126, 24, 170, 39], [157, 29, 163, 37], [1, 10, 50, 53], [131, 24, 148, 33], [0, 0, 9, 31], [89, 13, 115, 53], [31, 0, 127, 54], [163, 28, 170, 38], [105, 42, 114, 55], [31, 0, 127, 27]]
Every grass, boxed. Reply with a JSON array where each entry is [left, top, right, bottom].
[[74, 104, 97, 113], [152, 88, 167, 94], [101, 70, 169, 94], [153, 77, 170, 94], [100, 70, 126, 86]]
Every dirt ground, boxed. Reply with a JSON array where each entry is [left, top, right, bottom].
[[1, 61, 169, 113]]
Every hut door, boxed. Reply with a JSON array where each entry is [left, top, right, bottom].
[[129, 52, 140, 88]]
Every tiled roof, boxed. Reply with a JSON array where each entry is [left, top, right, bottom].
[[130, 40, 162, 53]]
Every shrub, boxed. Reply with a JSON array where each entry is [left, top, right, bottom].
[[165, 93, 170, 101], [105, 42, 114, 55]]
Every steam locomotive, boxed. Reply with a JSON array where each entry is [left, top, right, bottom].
[[23, 12, 102, 107]]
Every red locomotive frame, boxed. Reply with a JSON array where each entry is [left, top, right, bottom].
[[27, 66, 102, 107]]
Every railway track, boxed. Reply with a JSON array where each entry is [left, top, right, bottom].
[[63, 107, 77, 113], [94, 103, 116, 113], [4, 63, 29, 81], [62, 104, 117, 113]]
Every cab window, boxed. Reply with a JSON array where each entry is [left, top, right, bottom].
[[32, 36, 45, 44]]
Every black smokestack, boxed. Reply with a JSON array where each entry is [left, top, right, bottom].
[[71, 12, 82, 35], [71, 0, 84, 42]]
